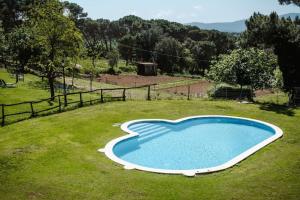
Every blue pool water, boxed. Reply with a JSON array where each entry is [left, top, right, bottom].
[[112, 117, 276, 171]]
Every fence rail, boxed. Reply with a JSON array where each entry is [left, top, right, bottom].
[[1, 84, 156, 126]]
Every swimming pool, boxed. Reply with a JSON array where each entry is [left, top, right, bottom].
[[101, 116, 283, 176]]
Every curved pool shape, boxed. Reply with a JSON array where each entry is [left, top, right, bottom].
[[103, 116, 283, 176]]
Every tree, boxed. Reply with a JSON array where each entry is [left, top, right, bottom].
[[188, 29, 209, 41], [151, 19, 189, 42], [62, 1, 87, 27], [81, 18, 104, 90], [0, 23, 8, 68], [208, 48, 278, 91], [0, 0, 35, 32], [107, 50, 119, 74], [118, 34, 136, 65], [7, 25, 36, 82], [107, 21, 124, 50], [155, 37, 185, 73], [184, 38, 216, 75], [278, 0, 300, 6], [119, 15, 145, 35], [208, 31, 236, 55], [136, 27, 162, 61], [96, 18, 110, 52], [63, 1, 87, 21], [30, 0, 83, 99], [242, 12, 300, 93]]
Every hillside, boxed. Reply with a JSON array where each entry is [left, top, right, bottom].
[[188, 13, 300, 33]]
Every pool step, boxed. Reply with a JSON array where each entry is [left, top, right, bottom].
[[138, 129, 172, 144], [129, 123, 161, 132], [137, 126, 171, 136], [130, 123, 164, 133]]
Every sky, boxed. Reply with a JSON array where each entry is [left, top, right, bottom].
[[70, 0, 299, 23]]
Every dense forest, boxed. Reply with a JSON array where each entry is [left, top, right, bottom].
[[0, 0, 299, 98]]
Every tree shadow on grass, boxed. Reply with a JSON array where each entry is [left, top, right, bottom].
[[257, 102, 295, 116], [26, 80, 49, 90]]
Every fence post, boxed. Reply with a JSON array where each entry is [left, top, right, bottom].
[[64, 93, 68, 107], [30, 102, 35, 117], [147, 85, 151, 101], [123, 89, 126, 101], [58, 95, 62, 112], [1, 104, 4, 127], [100, 89, 104, 103], [187, 85, 191, 100], [79, 92, 83, 107]]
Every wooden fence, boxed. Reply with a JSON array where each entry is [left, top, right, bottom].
[[0, 84, 155, 126]]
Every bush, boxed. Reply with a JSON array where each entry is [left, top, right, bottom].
[[119, 65, 137, 73], [208, 85, 253, 100], [105, 67, 121, 75]]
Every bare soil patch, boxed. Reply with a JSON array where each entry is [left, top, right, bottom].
[[97, 74, 187, 87], [160, 80, 212, 97], [255, 89, 274, 97]]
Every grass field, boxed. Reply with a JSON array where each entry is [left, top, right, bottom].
[[1, 68, 299, 200]]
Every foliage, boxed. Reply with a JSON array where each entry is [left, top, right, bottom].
[[62, 1, 87, 26], [135, 27, 163, 61], [81, 18, 105, 68], [118, 34, 136, 65], [114, 16, 236, 75], [7, 25, 37, 82], [242, 12, 300, 92], [0, 0, 36, 32], [278, 0, 300, 6], [155, 37, 184, 73], [189, 40, 216, 75], [0, 24, 7, 67], [208, 48, 278, 90], [208, 85, 253, 100], [272, 67, 284, 89], [29, 0, 83, 98], [107, 50, 119, 74]]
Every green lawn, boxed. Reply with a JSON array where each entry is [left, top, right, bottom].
[[0, 69, 53, 104], [0, 99, 299, 199], [1, 68, 299, 199]]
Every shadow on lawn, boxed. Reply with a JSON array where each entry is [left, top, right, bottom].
[[27, 80, 49, 90], [257, 102, 295, 116]]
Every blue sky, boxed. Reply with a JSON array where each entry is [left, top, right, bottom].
[[70, 0, 299, 23]]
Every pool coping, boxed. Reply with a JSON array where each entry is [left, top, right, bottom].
[[100, 115, 283, 176]]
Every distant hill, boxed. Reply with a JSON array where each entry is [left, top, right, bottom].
[[187, 13, 300, 33]]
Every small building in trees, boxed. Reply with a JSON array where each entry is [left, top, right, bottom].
[[136, 62, 157, 76]]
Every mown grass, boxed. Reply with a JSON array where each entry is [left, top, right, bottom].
[[0, 69, 53, 104], [1, 68, 299, 200], [0, 100, 299, 200]]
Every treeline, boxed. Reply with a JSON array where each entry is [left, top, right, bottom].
[[77, 15, 237, 75], [0, 0, 299, 99]]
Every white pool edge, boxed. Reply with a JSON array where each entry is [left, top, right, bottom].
[[101, 115, 283, 176]]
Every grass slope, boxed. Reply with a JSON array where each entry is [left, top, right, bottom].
[[0, 100, 299, 200], [0, 69, 53, 104]]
